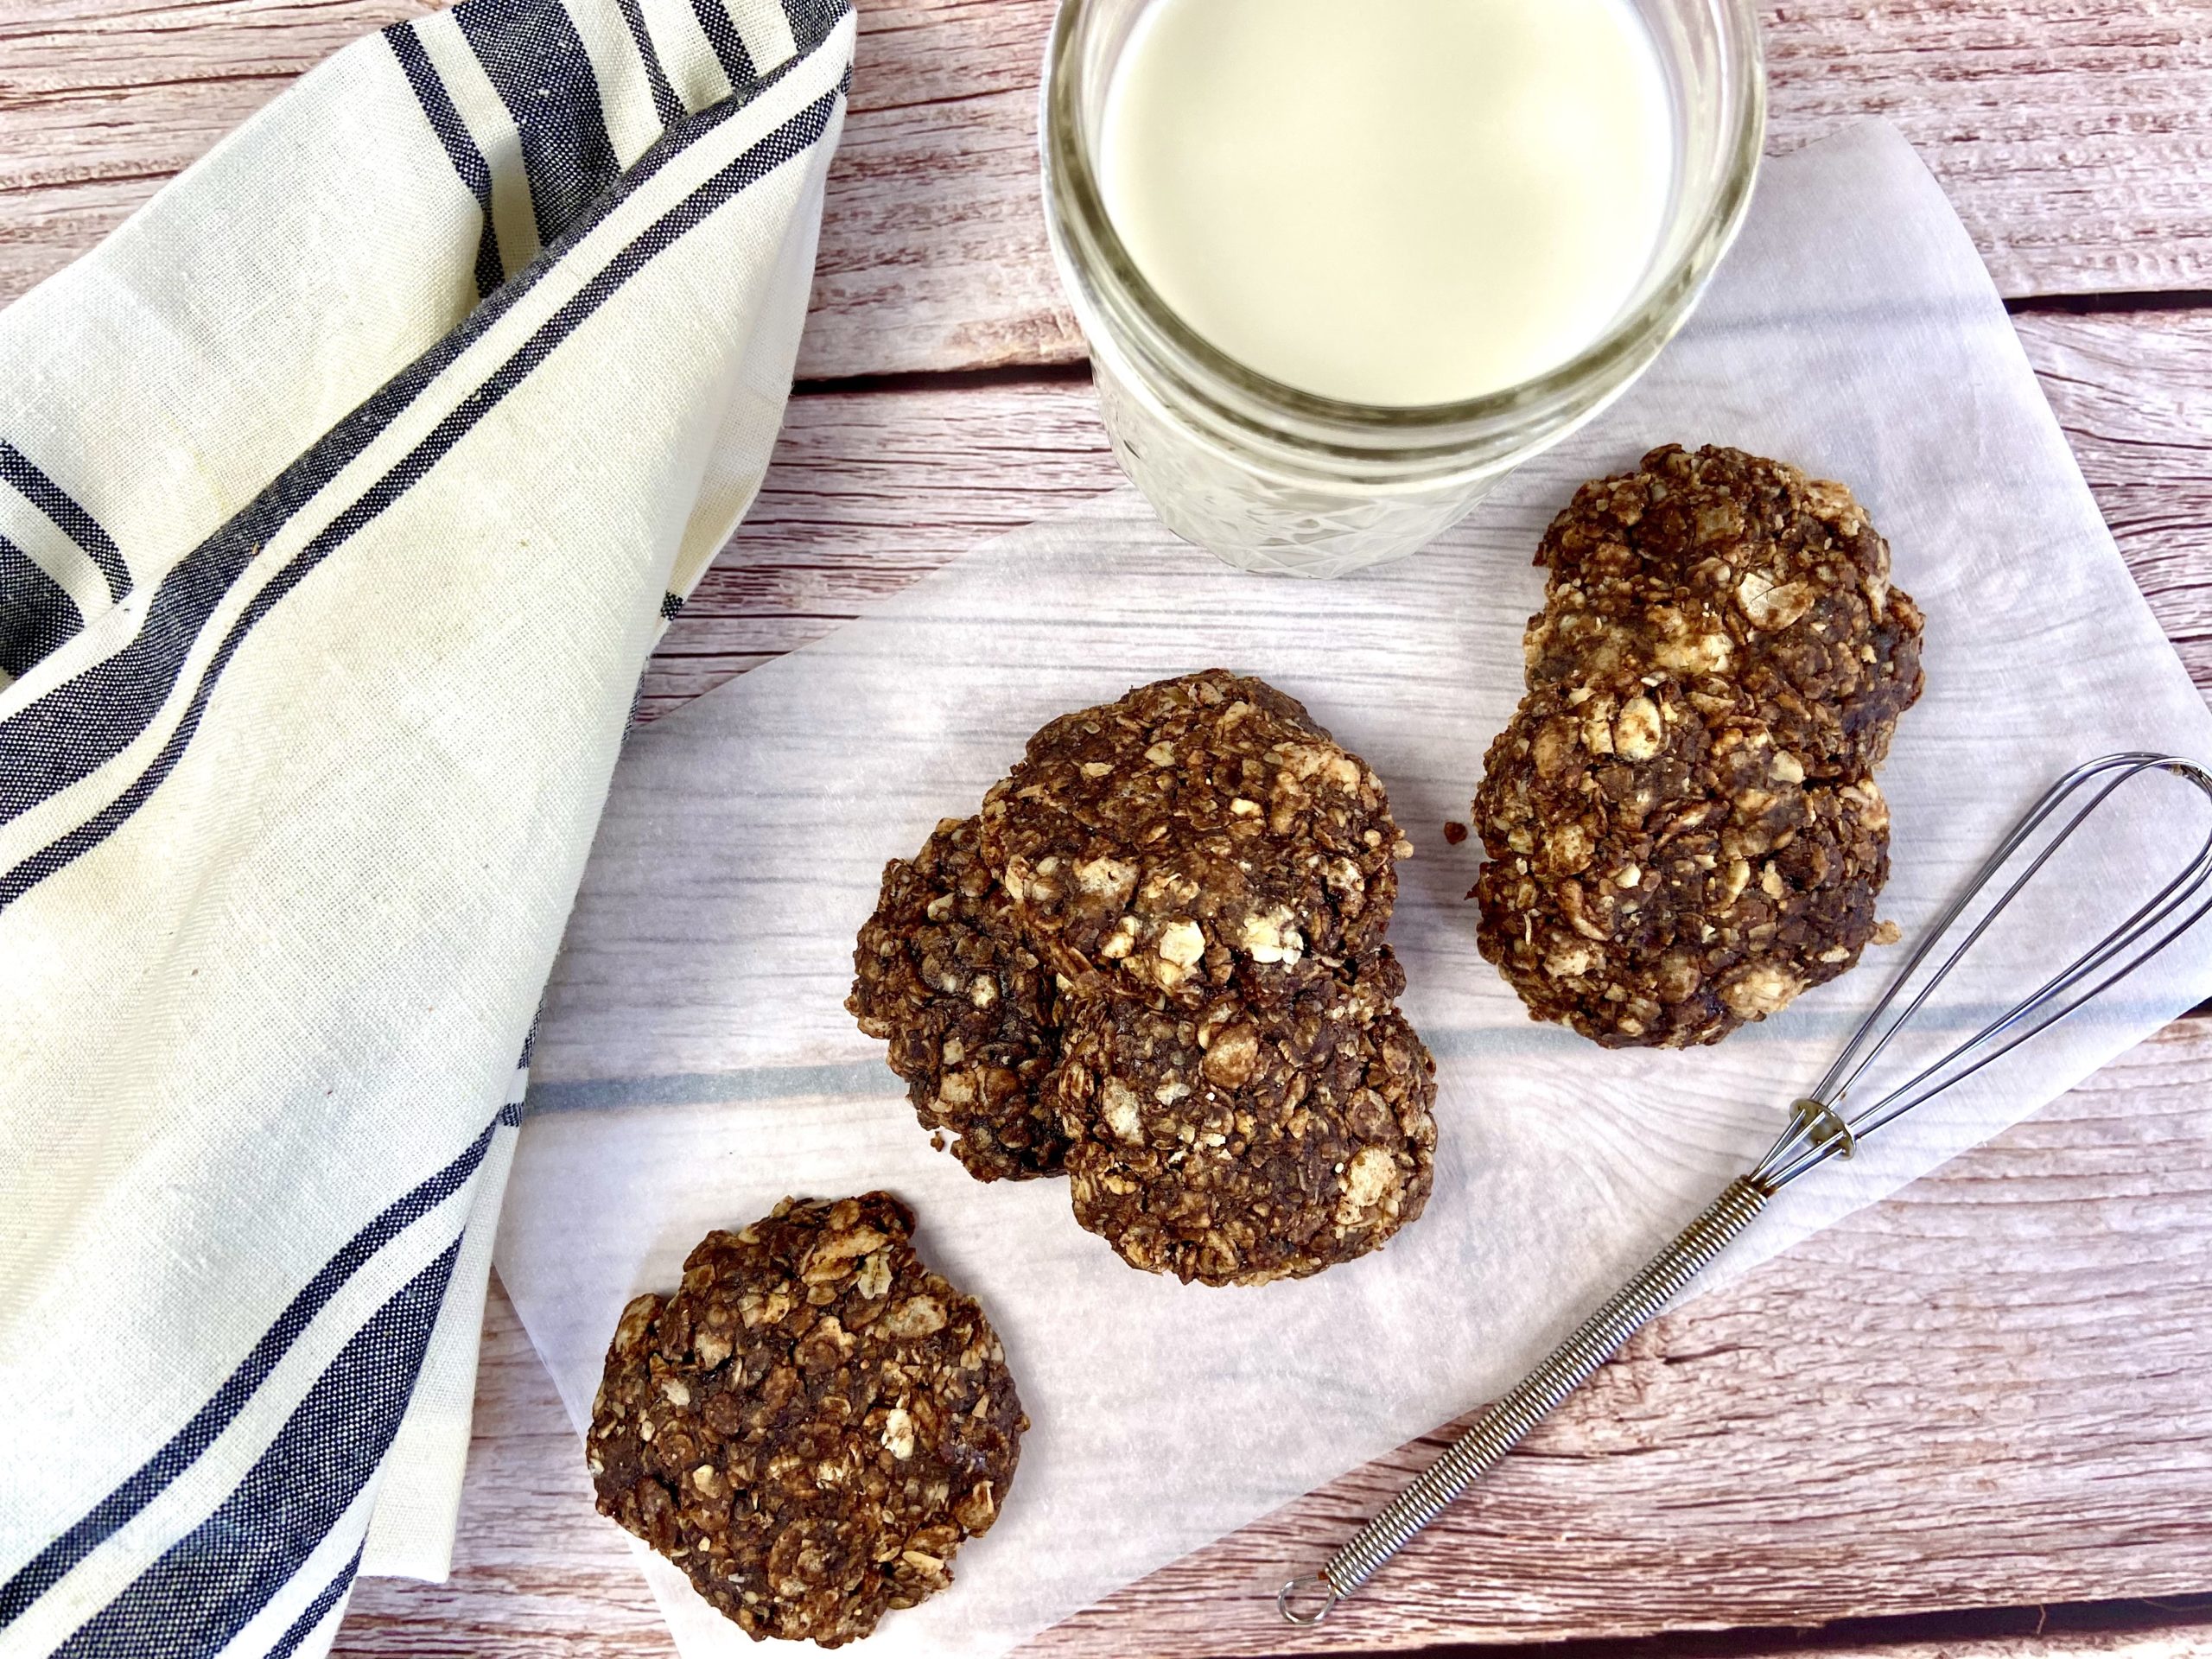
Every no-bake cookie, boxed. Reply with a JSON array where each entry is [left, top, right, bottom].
[[847, 817, 1068, 1180], [850, 671, 1438, 1283], [1471, 674, 1891, 1047], [1052, 951, 1437, 1286], [1472, 446, 1922, 1047], [1523, 443, 1924, 776], [978, 671, 1409, 1005], [586, 1194, 1026, 1648]]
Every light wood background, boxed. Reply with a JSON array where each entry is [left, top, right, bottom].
[[7, 1, 2212, 1655]]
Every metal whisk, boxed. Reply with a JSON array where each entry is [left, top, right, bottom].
[[1279, 751, 2212, 1627]]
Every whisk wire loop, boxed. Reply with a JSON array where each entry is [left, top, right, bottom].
[[1758, 753, 2212, 1188]]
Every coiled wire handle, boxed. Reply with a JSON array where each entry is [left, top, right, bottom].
[[1277, 1174, 1771, 1624]]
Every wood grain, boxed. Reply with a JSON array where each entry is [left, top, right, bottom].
[[809, 0, 2212, 377], [637, 308, 2212, 722], [2012, 309, 2212, 692], [1818, 1633, 2212, 1659], [334, 1017, 2212, 1656], [7, 1, 2212, 377], [17, 2, 2212, 1653], [1753, 1620, 2212, 1659]]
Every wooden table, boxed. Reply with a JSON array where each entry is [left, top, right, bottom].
[[9, 2, 2212, 1654]]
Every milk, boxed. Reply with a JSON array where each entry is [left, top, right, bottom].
[[1099, 0, 1676, 407]]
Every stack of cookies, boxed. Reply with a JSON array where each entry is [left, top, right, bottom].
[[1472, 444, 1926, 1048], [850, 670, 1438, 1287]]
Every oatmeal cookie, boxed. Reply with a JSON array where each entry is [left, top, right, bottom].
[[848, 817, 1068, 1180], [1471, 674, 1890, 1047], [1525, 444, 1924, 775], [979, 671, 1410, 1005], [1051, 953, 1437, 1286], [586, 1194, 1026, 1648]]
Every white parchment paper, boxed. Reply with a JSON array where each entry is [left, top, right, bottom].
[[494, 124, 2212, 1656]]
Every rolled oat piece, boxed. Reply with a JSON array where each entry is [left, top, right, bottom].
[[1471, 673, 1890, 1048], [1051, 952, 1437, 1287], [979, 670, 1410, 1006], [586, 1194, 1027, 1649], [1525, 443, 1924, 776], [848, 817, 1068, 1181]]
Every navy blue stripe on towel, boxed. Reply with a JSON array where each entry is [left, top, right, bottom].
[[783, 0, 848, 57], [0, 443, 129, 607], [0, 534, 86, 679], [52, 1241, 464, 1659], [454, 0, 625, 247], [267, 1546, 364, 1659], [689, 0, 760, 95], [0, 83, 842, 910], [386, 23, 508, 300], [0, 1116, 502, 1626], [617, 0, 688, 127]]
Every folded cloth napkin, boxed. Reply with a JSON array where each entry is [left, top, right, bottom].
[[0, 1, 853, 1653]]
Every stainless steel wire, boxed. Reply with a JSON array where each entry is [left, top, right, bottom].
[[1280, 753, 2212, 1626], [1752, 753, 2212, 1188]]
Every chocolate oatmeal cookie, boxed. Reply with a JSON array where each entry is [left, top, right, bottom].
[[1051, 952, 1437, 1286], [848, 817, 1068, 1180], [587, 1195, 1026, 1648], [979, 671, 1410, 1005], [1524, 444, 1923, 776], [1471, 674, 1890, 1047]]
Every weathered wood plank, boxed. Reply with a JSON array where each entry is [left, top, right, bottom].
[[1808, 1633, 2212, 1659], [334, 1017, 2212, 1656], [809, 0, 2212, 377], [637, 309, 2212, 721], [7, 2, 2212, 376], [2011, 308, 2212, 693]]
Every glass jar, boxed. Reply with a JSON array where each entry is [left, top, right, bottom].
[[1040, 0, 1768, 578]]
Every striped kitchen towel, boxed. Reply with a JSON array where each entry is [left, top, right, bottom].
[[0, 0, 853, 1653]]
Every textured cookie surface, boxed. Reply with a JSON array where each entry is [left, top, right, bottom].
[[586, 1195, 1026, 1648], [847, 817, 1067, 1180], [1525, 443, 1924, 777], [1471, 674, 1890, 1047], [1052, 953, 1437, 1286], [979, 670, 1408, 1005]]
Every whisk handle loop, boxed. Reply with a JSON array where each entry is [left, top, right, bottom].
[[1280, 1175, 1770, 1624]]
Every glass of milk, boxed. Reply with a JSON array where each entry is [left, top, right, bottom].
[[1041, 0, 1765, 576]]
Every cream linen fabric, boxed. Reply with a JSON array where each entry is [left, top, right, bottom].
[[0, 2, 852, 1653]]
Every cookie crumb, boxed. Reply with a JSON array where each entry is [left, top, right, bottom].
[[1442, 820, 1469, 845]]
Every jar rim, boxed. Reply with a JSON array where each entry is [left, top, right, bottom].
[[1040, 0, 1769, 458]]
